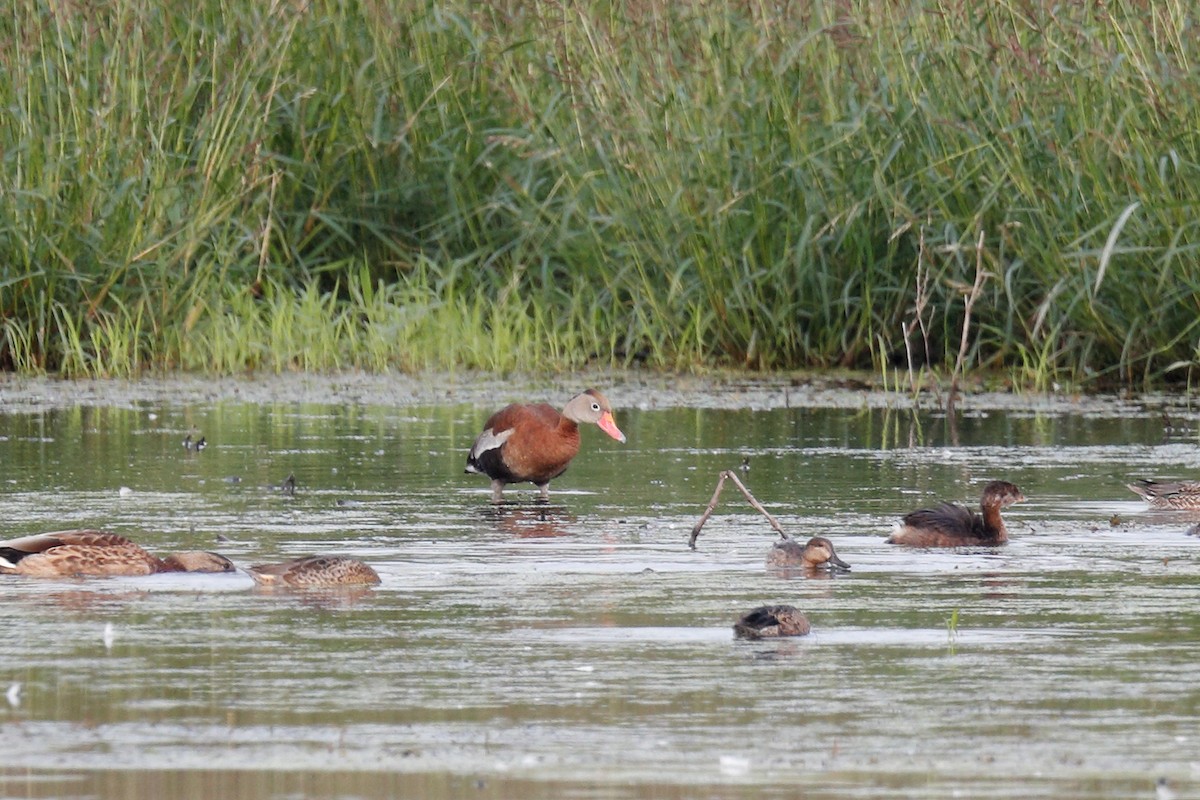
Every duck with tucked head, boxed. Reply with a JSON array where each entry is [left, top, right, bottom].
[[246, 555, 381, 587], [766, 535, 851, 572], [886, 481, 1025, 547], [0, 530, 235, 578], [733, 605, 812, 639], [466, 389, 626, 503], [1127, 480, 1200, 510]]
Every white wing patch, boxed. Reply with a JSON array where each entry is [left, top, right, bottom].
[[467, 427, 514, 467]]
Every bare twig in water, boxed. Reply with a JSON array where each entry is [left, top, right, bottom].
[[688, 470, 788, 549], [901, 319, 917, 395], [903, 229, 932, 398], [947, 229, 990, 419], [902, 228, 943, 408]]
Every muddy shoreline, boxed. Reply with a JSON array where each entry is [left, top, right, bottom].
[[0, 370, 1178, 416]]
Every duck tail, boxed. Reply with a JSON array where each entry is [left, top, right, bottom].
[[1126, 481, 1151, 499]]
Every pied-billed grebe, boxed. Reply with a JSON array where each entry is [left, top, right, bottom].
[[733, 605, 811, 639], [0, 530, 235, 577], [246, 555, 381, 587], [1127, 480, 1200, 509], [886, 481, 1025, 547], [466, 389, 626, 503], [766, 535, 851, 571]]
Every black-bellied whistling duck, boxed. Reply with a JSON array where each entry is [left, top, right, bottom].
[[766, 536, 851, 571], [0, 530, 236, 577], [246, 555, 381, 587], [733, 605, 811, 639], [886, 481, 1026, 547], [465, 388, 626, 502], [1127, 479, 1200, 509]]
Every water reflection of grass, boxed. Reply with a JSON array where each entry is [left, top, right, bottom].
[[3, 2, 1197, 388]]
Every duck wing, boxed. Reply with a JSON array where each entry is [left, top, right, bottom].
[[11, 542, 159, 577], [900, 503, 985, 539]]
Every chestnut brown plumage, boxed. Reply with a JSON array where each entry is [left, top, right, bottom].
[[466, 389, 626, 502]]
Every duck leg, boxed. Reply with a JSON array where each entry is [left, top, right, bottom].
[[688, 470, 788, 549]]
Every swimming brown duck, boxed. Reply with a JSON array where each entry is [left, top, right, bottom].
[[733, 605, 812, 639], [245, 555, 381, 587], [466, 389, 627, 503], [1127, 480, 1200, 510], [766, 535, 851, 571], [886, 481, 1025, 547], [0, 530, 235, 578]]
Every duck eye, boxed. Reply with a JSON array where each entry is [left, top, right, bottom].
[[591, 402, 600, 411]]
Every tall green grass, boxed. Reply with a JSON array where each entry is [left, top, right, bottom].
[[2, 0, 1198, 386]]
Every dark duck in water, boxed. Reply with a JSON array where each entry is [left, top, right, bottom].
[[886, 481, 1025, 547], [733, 605, 812, 639]]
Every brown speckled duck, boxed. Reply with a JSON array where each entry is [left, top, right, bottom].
[[1127, 480, 1200, 510], [886, 481, 1025, 547], [733, 605, 812, 639], [466, 389, 626, 502], [245, 555, 381, 587], [0, 530, 235, 578], [766, 536, 851, 571]]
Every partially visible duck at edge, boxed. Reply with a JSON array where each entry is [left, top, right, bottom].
[[886, 481, 1026, 547], [0, 530, 235, 578], [766, 535, 851, 572], [465, 388, 627, 503], [1127, 480, 1200, 510], [246, 555, 381, 587], [734, 605, 812, 639]]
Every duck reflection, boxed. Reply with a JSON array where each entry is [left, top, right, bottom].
[[22, 588, 150, 614], [250, 584, 378, 610], [480, 504, 575, 538]]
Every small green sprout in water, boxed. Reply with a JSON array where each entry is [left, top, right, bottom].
[[946, 608, 960, 643]]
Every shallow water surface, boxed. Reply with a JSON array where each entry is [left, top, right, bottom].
[[0, 381, 1197, 799]]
